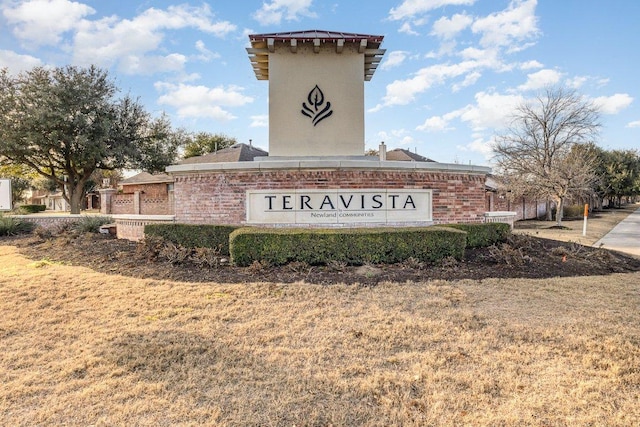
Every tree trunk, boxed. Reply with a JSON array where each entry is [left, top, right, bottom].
[[555, 197, 564, 226], [68, 182, 86, 214], [546, 199, 553, 221]]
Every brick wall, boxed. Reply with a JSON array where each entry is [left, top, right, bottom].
[[15, 215, 83, 230], [110, 191, 172, 215], [114, 216, 175, 241], [172, 169, 487, 225], [121, 183, 168, 197]]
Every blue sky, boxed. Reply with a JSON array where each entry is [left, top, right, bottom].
[[1, 0, 638, 167]]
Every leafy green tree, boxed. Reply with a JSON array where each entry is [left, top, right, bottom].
[[0, 65, 182, 214], [493, 87, 601, 225], [600, 149, 640, 207], [183, 132, 237, 158]]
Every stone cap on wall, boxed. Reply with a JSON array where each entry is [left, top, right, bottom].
[[166, 159, 491, 175]]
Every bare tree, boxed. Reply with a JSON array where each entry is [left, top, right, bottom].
[[493, 87, 600, 226]]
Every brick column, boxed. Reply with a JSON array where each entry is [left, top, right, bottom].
[[99, 188, 117, 215], [133, 191, 141, 214]]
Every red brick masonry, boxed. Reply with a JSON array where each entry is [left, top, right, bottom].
[[170, 167, 488, 226]]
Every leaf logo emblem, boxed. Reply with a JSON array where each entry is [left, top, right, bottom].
[[301, 85, 333, 126]]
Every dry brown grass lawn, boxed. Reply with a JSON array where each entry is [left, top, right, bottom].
[[1, 241, 639, 426]]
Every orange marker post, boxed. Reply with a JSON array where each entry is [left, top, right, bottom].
[[582, 203, 589, 237]]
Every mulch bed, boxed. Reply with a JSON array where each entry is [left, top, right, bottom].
[[3, 233, 640, 285]]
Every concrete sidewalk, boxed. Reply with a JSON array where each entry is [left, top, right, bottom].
[[593, 206, 640, 257]]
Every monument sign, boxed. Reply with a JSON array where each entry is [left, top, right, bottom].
[[0, 179, 12, 211], [246, 189, 432, 225], [165, 30, 490, 229]]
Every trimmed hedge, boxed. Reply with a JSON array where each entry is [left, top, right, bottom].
[[441, 222, 511, 248], [144, 223, 239, 255], [19, 204, 46, 214], [229, 226, 467, 267]]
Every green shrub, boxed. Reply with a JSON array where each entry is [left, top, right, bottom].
[[73, 215, 113, 233], [0, 214, 36, 236], [229, 226, 467, 267], [18, 204, 46, 214], [144, 223, 239, 255], [442, 222, 511, 248]]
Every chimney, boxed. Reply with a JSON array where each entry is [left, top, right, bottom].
[[379, 141, 387, 161]]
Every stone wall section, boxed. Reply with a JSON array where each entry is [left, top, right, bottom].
[[172, 169, 486, 226]]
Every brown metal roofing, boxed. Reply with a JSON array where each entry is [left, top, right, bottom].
[[247, 29, 385, 81], [249, 30, 384, 43]]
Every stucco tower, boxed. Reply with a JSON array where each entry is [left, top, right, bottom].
[[247, 30, 385, 157]]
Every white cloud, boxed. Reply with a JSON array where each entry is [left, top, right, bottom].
[[389, 0, 477, 21], [431, 13, 473, 39], [194, 40, 220, 62], [71, 4, 235, 73], [381, 60, 483, 107], [626, 120, 640, 128], [452, 71, 481, 91], [519, 60, 543, 70], [416, 112, 459, 132], [459, 91, 524, 130], [0, 49, 42, 73], [416, 92, 523, 134], [2, 0, 95, 46], [457, 135, 495, 158], [377, 129, 415, 146], [565, 75, 588, 89], [381, 51, 409, 70], [250, 115, 269, 128], [593, 93, 633, 115], [398, 22, 420, 36], [155, 82, 254, 121], [426, 40, 458, 58], [119, 53, 187, 75], [518, 68, 562, 91], [471, 0, 539, 51], [252, 0, 316, 26]]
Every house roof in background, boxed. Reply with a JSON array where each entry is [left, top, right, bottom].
[[177, 143, 269, 165], [386, 148, 435, 163], [121, 171, 173, 185]]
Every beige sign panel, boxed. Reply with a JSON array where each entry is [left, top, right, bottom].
[[246, 189, 432, 225], [0, 179, 12, 211], [268, 44, 365, 157]]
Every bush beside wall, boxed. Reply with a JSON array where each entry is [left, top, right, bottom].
[[18, 204, 46, 214], [0, 214, 36, 236], [441, 222, 511, 248], [144, 224, 239, 255], [229, 227, 468, 267]]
